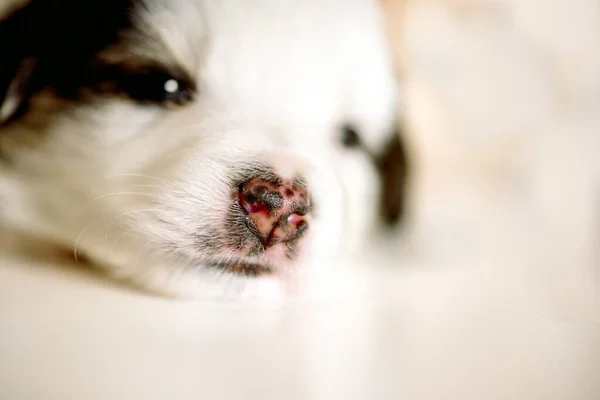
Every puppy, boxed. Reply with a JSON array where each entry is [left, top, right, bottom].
[[0, 0, 407, 301]]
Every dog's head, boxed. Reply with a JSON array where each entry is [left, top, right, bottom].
[[0, 0, 407, 300]]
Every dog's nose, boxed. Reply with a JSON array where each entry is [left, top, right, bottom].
[[238, 177, 310, 248]]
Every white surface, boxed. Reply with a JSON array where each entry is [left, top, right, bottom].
[[2, 0, 600, 399], [1, 249, 598, 400]]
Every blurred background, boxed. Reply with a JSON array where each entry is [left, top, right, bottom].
[[1, 0, 599, 399]]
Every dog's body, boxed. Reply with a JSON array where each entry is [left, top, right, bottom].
[[0, 0, 406, 301]]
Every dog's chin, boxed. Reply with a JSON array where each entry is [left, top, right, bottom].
[[203, 241, 305, 278], [208, 261, 275, 277], [68, 224, 308, 300], [191, 237, 306, 282]]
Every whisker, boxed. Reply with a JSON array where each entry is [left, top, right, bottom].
[[129, 184, 164, 191], [73, 224, 91, 262], [109, 224, 155, 259], [106, 173, 163, 182], [104, 208, 160, 241], [91, 191, 156, 202]]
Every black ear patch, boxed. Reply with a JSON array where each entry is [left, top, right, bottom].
[[0, 0, 196, 125], [375, 125, 409, 227]]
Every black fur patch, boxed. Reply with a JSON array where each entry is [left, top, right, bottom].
[[375, 125, 409, 226], [0, 0, 196, 124]]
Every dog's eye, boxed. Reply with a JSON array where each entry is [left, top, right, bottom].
[[86, 64, 197, 107], [339, 124, 362, 149], [111, 67, 196, 106], [161, 77, 195, 105]]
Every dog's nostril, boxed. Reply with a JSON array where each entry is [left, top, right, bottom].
[[238, 191, 268, 214], [238, 177, 311, 247]]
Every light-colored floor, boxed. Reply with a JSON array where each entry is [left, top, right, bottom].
[[1, 249, 598, 400], [1, 0, 599, 399]]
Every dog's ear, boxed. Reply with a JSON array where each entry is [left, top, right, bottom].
[[376, 122, 410, 227], [0, 2, 40, 124]]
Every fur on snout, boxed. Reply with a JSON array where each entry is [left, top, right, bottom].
[[0, 0, 405, 301]]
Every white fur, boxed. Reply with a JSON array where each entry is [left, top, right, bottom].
[[0, 0, 398, 302]]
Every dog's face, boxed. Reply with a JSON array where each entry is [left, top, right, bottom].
[[0, 0, 407, 300]]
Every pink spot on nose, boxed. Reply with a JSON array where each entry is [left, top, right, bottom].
[[287, 213, 304, 225]]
